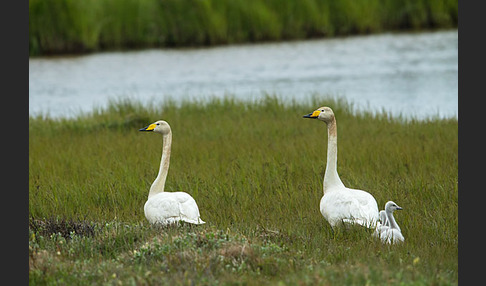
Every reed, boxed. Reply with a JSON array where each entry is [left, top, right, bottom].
[[29, 96, 458, 284], [29, 0, 458, 56]]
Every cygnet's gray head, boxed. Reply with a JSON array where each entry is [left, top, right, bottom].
[[139, 120, 171, 135], [385, 201, 403, 212]]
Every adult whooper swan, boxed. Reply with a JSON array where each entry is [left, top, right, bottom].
[[139, 120, 205, 225], [303, 106, 379, 228], [376, 201, 404, 244]]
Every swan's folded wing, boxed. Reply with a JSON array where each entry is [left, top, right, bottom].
[[348, 188, 380, 226], [321, 189, 379, 228], [144, 195, 182, 224], [174, 192, 206, 224]]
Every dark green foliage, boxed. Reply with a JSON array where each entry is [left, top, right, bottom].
[[29, 0, 458, 56]]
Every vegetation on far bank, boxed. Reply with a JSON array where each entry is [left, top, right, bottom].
[[29, 96, 458, 284], [29, 0, 458, 56]]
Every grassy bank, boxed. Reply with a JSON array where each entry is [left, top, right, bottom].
[[29, 0, 458, 56], [29, 97, 458, 284]]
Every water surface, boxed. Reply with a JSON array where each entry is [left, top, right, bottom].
[[29, 30, 458, 119]]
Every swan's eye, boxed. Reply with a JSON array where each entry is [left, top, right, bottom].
[[156, 123, 160, 126]]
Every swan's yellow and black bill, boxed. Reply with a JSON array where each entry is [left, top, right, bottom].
[[303, 110, 320, 119], [139, 123, 156, 131]]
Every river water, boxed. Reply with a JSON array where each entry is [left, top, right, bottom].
[[29, 29, 457, 120]]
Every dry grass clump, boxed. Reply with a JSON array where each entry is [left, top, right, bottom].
[[29, 217, 98, 239]]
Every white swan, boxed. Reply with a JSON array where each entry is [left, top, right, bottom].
[[303, 106, 379, 228], [139, 120, 205, 225], [376, 201, 404, 244], [373, 210, 388, 238]]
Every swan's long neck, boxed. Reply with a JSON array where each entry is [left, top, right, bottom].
[[148, 131, 172, 199], [323, 117, 344, 193], [386, 210, 399, 230]]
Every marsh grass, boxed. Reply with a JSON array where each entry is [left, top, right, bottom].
[[29, 96, 457, 284], [29, 0, 458, 56]]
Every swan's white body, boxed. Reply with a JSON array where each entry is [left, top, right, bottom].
[[320, 186, 380, 228], [304, 107, 379, 228], [144, 192, 205, 225], [375, 201, 404, 244], [140, 120, 205, 225], [380, 228, 404, 244]]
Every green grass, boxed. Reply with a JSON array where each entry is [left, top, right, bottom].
[[29, 0, 458, 56], [29, 96, 458, 284]]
